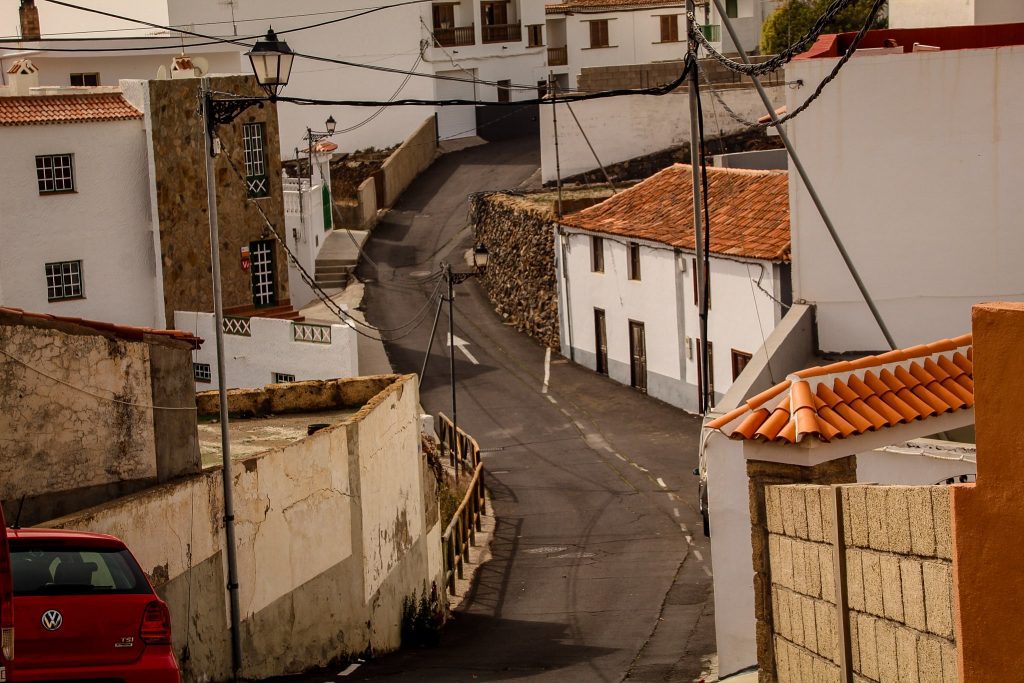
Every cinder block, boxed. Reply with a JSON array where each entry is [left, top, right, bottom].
[[821, 487, 836, 541], [799, 649, 814, 683], [802, 595, 818, 653], [820, 544, 836, 604], [895, 627, 920, 683], [917, 635, 942, 681], [807, 486, 824, 542], [803, 541, 822, 598], [847, 549, 865, 612], [885, 487, 912, 554], [940, 640, 957, 683], [847, 487, 869, 547], [899, 558, 926, 632], [841, 487, 853, 544], [857, 614, 878, 681], [814, 599, 837, 662], [880, 555, 905, 623], [793, 540, 807, 592], [922, 561, 953, 638], [767, 485, 785, 534], [861, 551, 885, 618], [773, 587, 785, 635], [792, 487, 810, 540], [782, 486, 799, 537], [866, 487, 890, 552], [771, 534, 792, 590], [812, 655, 838, 683], [875, 620, 898, 683], [789, 590, 805, 647], [907, 487, 936, 557], [932, 489, 952, 560], [775, 636, 792, 682], [849, 611, 861, 671]]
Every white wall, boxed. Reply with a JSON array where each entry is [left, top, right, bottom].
[[540, 85, 785, 182], [889, 0, 1024, 28], [175, 311, 358, 390], [0, 1, 168, 38], [785, 45, 1024, 352], [283, 177, 329, 308], [0, 118, 160, 327]]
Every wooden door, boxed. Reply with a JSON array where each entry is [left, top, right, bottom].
[[629, 321, 647, 393], [594, 309, 608, 375]]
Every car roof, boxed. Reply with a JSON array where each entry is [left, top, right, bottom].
[[6, 527, 127, 549]]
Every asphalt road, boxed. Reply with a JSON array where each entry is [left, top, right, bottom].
[[339, 136, 715, 681]]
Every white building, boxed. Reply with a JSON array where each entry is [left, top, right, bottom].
[[890, 0, 1024, 28], [704, 22, 1024, 677], [555, 163, 791, 414]]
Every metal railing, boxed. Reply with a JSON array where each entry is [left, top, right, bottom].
[[432, 24, 475, 47], [482, 22, 521, 44], [547, 45, 568, 66], [437, 412, 486, 596]]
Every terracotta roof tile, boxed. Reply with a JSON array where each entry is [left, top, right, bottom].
[[560, 164, 790, 261], [546, 0, 683, 13], [0, 93, 143, 126], [706, 334, 974, 444], [0, 306, 203, 349]]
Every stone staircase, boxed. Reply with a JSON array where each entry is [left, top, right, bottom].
[[314, 258, 354, 290], [313, 230, 368, 291], [223, 299, 304, 322]]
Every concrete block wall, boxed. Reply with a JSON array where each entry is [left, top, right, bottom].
[[765, 484, 956, 683], [380, 117, 437, 208]]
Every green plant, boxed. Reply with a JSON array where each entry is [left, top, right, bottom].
[[399, 583, 445, 648], [759, 0, 888, 56]]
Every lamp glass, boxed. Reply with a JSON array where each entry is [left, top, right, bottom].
[[325, 115, 337, 135], [246, 28, 294, 97]]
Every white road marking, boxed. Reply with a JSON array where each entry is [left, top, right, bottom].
[[685, 535, 693, 544], [693, 550, 704, 561], [657, 477, 667, 488], [546, 394, 557, 404], [680, 523, 689, 532], [615, 453, 627, 461], [667, 493, 679, 501], [702, 566, 712, 577], [673, 508, 680, 518], [542, 347, 551, 393], [447, 333, 479, 364], [338, 662, 362, 676]]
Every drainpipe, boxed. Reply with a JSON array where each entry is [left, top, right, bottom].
[[558, 225, 575, 362]]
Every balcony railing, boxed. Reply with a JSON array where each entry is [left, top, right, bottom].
[[432, 24, 475, 47], [482, 22, 521, 44], [700, 24, 721, 43], [547, 45, 567, 66]]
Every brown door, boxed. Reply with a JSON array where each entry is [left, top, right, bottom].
[[629, 321, 647, 393], [594, 309, 608, 375], [249, 239, 278, 308]]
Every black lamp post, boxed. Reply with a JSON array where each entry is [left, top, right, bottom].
[[246, 28, 295, 99], [305, 115, 337, 182]]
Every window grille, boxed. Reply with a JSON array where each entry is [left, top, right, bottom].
[[193, 363, 212, 382], [45, 260, 83, 301], [36, 154, 75, 194], [273, 372, 296, 383], [242, 122, 269, 198]]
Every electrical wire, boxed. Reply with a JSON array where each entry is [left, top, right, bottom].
[[0, 347, 198, 411]]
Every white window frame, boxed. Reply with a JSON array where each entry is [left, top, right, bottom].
[[272, 372, 296, 383], [36, 154, 75, 194], [45, 260, 84, 301], [194, 362, 212, 383]]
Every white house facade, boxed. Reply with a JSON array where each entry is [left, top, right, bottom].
[[556, 163, 791, 414]]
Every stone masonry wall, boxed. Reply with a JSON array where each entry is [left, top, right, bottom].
[[765, 484, 957, 683], [148, 75, 289, 324], [470, 192, 560, 350]]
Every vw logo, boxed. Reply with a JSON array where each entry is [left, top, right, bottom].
[[41, 610, 63, 631]]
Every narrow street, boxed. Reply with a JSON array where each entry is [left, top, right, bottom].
[[341, 136, 714, 681]]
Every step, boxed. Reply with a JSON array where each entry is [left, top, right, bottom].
[[315, 265, 353, 275], [316, 257, 358, 268]]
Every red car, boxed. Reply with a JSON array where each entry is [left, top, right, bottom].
[[0, 513, 179, 682]]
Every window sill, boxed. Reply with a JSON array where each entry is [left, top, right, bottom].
[[47, 295, 85, 303], [38, 189, 77, 196], [652, 39, 683, 44], [582, 45, 617, 50]]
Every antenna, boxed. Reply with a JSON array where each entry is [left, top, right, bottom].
[[11, 495, 25, 529]]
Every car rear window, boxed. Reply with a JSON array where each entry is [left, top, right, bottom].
[[9, 542, 152, 596]]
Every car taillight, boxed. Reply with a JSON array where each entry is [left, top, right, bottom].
[[140, 601, 172, 646]]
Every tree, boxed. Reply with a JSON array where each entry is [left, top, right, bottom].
[[759, 0, 888, 56]]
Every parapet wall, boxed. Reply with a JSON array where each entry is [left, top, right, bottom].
[[765, 484, 956, 682]]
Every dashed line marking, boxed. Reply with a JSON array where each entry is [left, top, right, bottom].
[[542, 347, 551, 394], [615, 453, 627, 461], [680, 523, 689, 532], [685, 535, 693, 544], [673, 508, 680, 518], [338, 662, 362, 676], [546, 394, 557, 404], [702, 566, 712, 577], [656, 477, 667, 489], [667, 493, 679, 501], [693, 550, 704, 561]]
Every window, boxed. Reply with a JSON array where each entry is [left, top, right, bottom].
[[432, 3, 455, 29], [497, 79, 511, 103], [69, 72, 99, 87], [697, 339, 714, 411], [527, 24, 543, 47], [273, 372, 296, 384], [242, 122, 269, 198], [725, 0, 738, 18], [691, 258, 710, 308], [591, 236, 604, 272], [193, 362, 212, 383], [658, 15, 680, 43], [628, 243, 641, 280], [45, 260, 83, 301], [588, 19, 610, 48], [36, 154, 75, 194], [10, 541, 151, 596], [731, 349, 752, 381]]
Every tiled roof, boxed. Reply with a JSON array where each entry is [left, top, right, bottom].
[[546, 0, 683, 13], [0, 306, 203, 349], [302, 140, 338, 154], [560, 164, 790, 261], [706, 334, 974, 444], [0, 93, 143, 126]]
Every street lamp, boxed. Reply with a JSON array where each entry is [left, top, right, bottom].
[[305, 115, 337, 182], [325, 115, 337, 135], [246, 27, 295, 99], [200, 26, 293, 678]]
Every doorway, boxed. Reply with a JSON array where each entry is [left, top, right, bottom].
[[629, 320, 647, 393], [249, 239, 277, 308], [594, 309, 608, 375]]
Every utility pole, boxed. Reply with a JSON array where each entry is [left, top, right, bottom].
[[199, 77, 243, 678], [550, 71, 563, 219], [710, 0, 896, 350], [685, 3, 711, 414], [445, 262, 460, 482]]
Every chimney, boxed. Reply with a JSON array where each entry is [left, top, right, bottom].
[[7, 59, 40, 95], [19, 0, 41, 41]]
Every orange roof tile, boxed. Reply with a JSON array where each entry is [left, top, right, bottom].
[[546, 0, 683, 12], [0, 93, 143, 126], [0, 306, 203, 349], [560, 164, 790, 261], [706, 334, 974, 444]]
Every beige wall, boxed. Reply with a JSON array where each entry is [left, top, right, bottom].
[[765, 484, 956, 683], [380, 117, 437, 208], [43, 374, 444, 681]]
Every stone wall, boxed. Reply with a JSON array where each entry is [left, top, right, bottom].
[[470, 192, 560, 350], [0, 310, 200, 525], [576, 56, 783, 92], [764, 483, 957, 683], [44, 374, 443, 681], [380, 117, 437, 208], [147, 75, 289, 324]]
